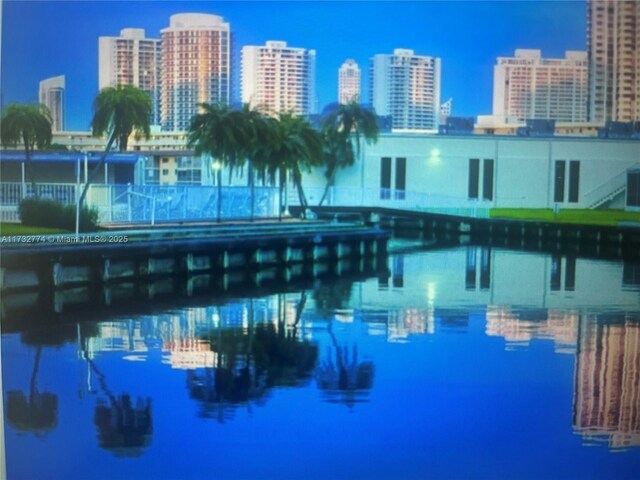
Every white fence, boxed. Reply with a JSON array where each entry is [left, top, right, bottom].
[[1, 182, 490, 224], [0, 183, 280, 224]]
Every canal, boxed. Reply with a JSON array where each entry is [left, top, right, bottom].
[[2, 242, 639, 479]]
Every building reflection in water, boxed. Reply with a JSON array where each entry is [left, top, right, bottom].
[[10, 248, 637, 452], [573, 317, 640, 450], [486, 307, 578, 354]]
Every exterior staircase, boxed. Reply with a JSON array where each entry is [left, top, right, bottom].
[[584, 164, 639, 209]]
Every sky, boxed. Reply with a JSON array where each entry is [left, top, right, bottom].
[[1, 1, 587, 131]]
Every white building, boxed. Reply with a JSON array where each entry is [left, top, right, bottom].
[[39, 75, 65, 131], [298, 133, 640, 212], [587, 0, 640, 123], [370, 49, 441, 132], [338, 59, 361, 104], [99, 28, 161, 125], [492, 49, 588, 123], [160, 13, 231, 131], [241, 41, 316, 115]]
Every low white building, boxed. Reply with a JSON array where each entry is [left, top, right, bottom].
[[299, 133, 640, 212]]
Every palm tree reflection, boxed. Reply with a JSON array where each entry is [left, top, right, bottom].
[[188, 294, 318, 422], [6, 346, 58, 435], [316, 322, 375, 408], [78, 329, 153, 458]]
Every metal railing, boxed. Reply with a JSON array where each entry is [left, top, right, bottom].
[[290, 186, 492, 218], [0, 182, 77, 205], [0, 183, 280, 224], [583, 164, 639, 209]]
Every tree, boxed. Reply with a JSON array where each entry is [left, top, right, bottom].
[[254, 113, 323, 218], [319, 102, 379, 206], [188, 103, 249, 222], [0, 103, 52, 196], [239, 104, 276, 221], [79, 85, 152, 207]]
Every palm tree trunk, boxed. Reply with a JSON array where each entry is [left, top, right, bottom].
[[217, 169, 222, 223], [29, 346, 43, 403], [278, 167, 284, 221], [249, 162, 255, 222], [318, 168, 337, 207], [79, 132, 117, 208], [22, 133, 38, 199]]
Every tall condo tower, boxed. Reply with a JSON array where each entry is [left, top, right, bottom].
[[99, 28, 161, 125], [492, 49, 588, 123], [160, 13, 231, 131], [370, 49, 441, 131], [338, 59, 361, 104], [587, 0, 640, 123], [241, 41, 316, 116], [39, 75, 65, 131]]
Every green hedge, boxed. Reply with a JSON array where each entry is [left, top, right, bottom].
[[18, 198, 99, 232]]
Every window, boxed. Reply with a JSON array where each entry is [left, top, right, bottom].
[[627, 170, 640, 207], [568, 161, 580, 203], [468, 158, 480, 199], [483, 159, 494, 201], [554, 160, 566, 203], [395, 157, 406, 200], [380, 157, 391, 199]]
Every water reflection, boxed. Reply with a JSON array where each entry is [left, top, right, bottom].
[[2, 246, 640, 479], [188, 296, 318, 422], [574, 317, 640, 450], [5, 347, 58, 435], [316, 322, 375, 407]]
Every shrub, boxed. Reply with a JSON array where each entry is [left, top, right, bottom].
[[18, 198, 99, 232]]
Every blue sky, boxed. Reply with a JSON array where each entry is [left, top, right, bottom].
[[1, 1, 586, 130]]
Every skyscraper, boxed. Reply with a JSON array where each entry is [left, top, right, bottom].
[[370, 49, 441, 132], [338, 59, 361, 104], [39, 75, 65, 132], [587, 0, 640, 123], [241, 41, 316, 116], [99, 28, 161, 125], [492, 49, 588, 123], [160, 13, 231, 131]]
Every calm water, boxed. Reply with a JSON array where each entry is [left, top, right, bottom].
[[2, 245, 640, 479]]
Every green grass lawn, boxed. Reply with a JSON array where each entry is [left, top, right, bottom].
[[0, 222, 70, 236], [490, 208, 640, 226]]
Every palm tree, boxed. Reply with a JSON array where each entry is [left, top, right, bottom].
[[319, 102, 379, 206], [188, 103, 249, 222], [0, 103, 52, 197], [79, 85, 152, 207], [254, 113, 323, 218], [239, 104, 275, 221]]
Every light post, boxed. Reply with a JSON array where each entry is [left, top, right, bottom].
[[212, 160, 222, 223]]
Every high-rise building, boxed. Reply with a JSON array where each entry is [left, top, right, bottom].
[[241, 41, 316, 116], [370, 49, 441, 132], [338, 59, 361, 104], [587, 0, 640, 123], [160, 13, 231, 131], [492, 49, 588, 123], [99, 28, 161, 125], [39, 75, 65, 131]]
